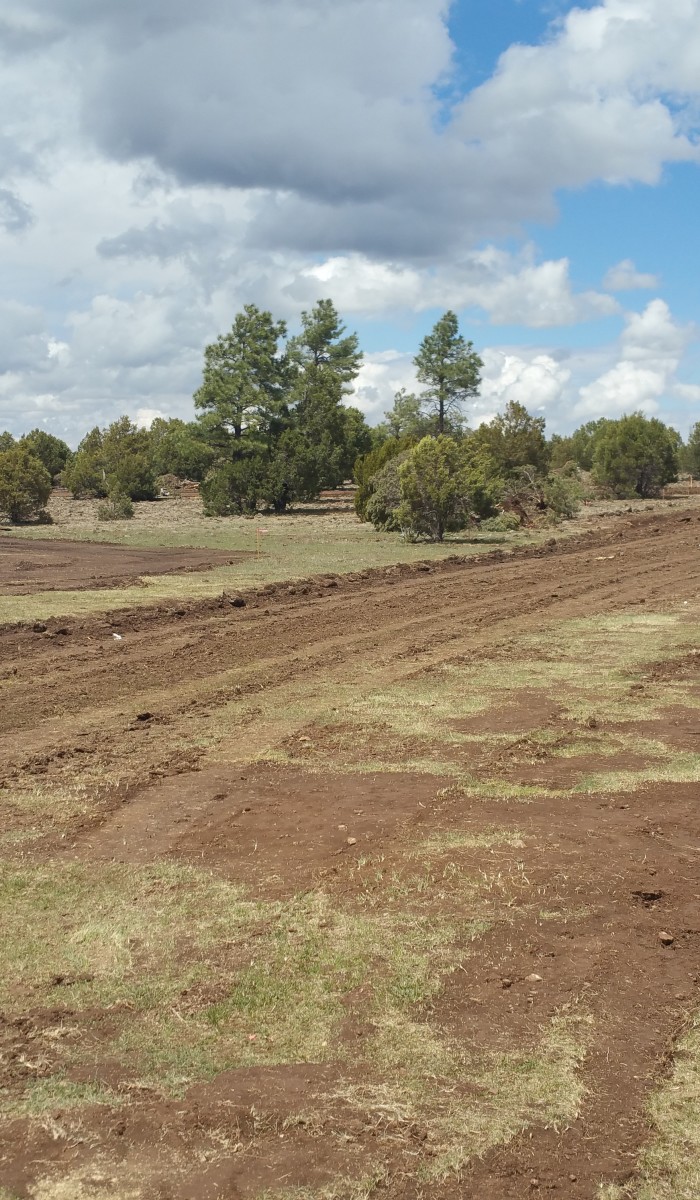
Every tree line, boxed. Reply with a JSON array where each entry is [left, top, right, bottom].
[[1, 299, 698, 531]]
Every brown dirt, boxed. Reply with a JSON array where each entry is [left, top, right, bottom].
[[1, 507, 700, 1198], [0, 535, 252, 594]]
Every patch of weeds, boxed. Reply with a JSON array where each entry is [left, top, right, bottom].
[[328, 1011, 591, 1182], [435, 779, 560, 802], [415, 828, 527, 855], [1, 781, 93, 834], [0, 864, 488, 1109], [9, 1079, 121, 1118], [30, 1168, 144, 1200], [256, 1172, 388, 1200], [575, 751, 700, 794]]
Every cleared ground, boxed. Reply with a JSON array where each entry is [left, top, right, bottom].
[[0, 537, 251, 594], [1, 505, 700, 1198]]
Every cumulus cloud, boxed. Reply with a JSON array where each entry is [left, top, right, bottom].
[[6, 0, 700, 259], [0, 0, 698, 439], [575, 299, 695, 418], [293, 247, 618, 326], [603, 259, 659, 291]]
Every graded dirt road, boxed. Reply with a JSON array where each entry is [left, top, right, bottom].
[[0, 534, 251, 594], [1, 506, 700, 1200]]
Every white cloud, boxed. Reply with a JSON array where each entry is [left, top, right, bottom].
[[296, 247, 617, 326], [0, 0, 698, 440], [603, 259, 659, 291], [575, 299, 695, 418]]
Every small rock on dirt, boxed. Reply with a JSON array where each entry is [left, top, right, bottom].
[[230, 596, 246, 608], [347, 837, 357, 846], [32, 621, 47, 633], [658, 931, 675, 946], [526, 973, 543, 983]]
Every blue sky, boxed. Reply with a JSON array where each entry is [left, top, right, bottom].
[[0, 0, 698, 443]]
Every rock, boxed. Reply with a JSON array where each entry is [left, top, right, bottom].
[[347, 837, 357, 846], [501, 978, 513, 989], [659, 931, 675, 946], [587, 716, 599, 729], [32, 621, 47, 633], [230, 596, 246, 608], [526, 973, 543, 983]]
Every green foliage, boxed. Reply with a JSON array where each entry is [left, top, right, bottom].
[[377, 389, 466, 442], [549, 420, 609, 472], [195, 304, 289, 441], [473, 400, 550, 477], [682, 422, 700, 476], [201, 452, 266, 516], [362, 436, 502, 537], [592, 412, 678, 498], [480, 513, 521, 532], [0, 446, 52, 523], [260, 431, 321, 512], [396, 436, 473, 542], [354, 438, 412, 520], [0, 431, 15, 453], [459, 436, 504, 519], [102, 417, 156, 500], [543, 472, 584, 518], [414, 311, 482, 434], [19, 428, 71, 479], [290, 298, 363, 387], [148, 418, 216, 481], [365, 453, 409, 531], [97, 491, 134, 521], [63, 426, 107, 497], [63, 418, 156, 500]]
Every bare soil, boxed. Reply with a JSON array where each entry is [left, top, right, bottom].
[[1, 506, 700, 1198], [0, 535, 251, 594]]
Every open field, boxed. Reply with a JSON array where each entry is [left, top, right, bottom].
[[2, 488, 697, 624], [1, 504, 700, 1197]]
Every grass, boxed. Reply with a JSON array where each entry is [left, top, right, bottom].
[[0, 503, 539, 624], [599, 1015, 700, 1200], [0, 860, 488, 1109]]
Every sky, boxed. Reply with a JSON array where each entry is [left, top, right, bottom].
[[0, 0, 699, 446]]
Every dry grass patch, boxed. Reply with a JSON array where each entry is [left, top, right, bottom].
[[0, 862, 489, 1112], [599, 1014, 700, 1200]]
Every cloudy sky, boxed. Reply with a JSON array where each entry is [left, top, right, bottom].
[[1, 0, 699, 444]]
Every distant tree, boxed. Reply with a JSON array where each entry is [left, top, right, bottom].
[[365, 453, 411, 532], [63, 426, 107, 497], [551, 419, 611, 471], [413, 312, 482, 435], [0, 431, 15, 453], [0, 446, 52, 522], [473, 400, 550, 477], [683, 422, 700, 476], [201, 451, 267, 516], [148, 417, 215, 481], [396, 436, 473, 542], [592, 413, 678, 498], [19, 429, 71, 480], [102, 417, 156, 500], [290, 298, 362, 387], [194, 304, 289, 442], [260, 430, 321, 512], [354, 437, 412, 521], [379, 388, 466, 441]]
